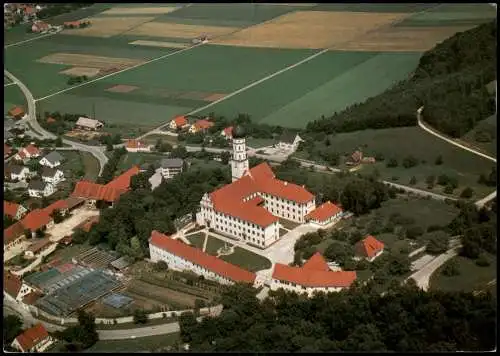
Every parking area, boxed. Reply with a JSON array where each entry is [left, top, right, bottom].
[[47, 207, 99, 242]]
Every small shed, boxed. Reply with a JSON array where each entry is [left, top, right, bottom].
[[110, 256, 133, 271]]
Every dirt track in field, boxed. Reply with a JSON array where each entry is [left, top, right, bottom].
[[212, 11, 411, 49], [100, 6, 179, 15], [106, 84, 139, 93], [62, 16, 154, 38], [125, 21, 239, 40], [38, 53, 146, 69], [59, 67, 101, 77], [129, 39, 190, 49]]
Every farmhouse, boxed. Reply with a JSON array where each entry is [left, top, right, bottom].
[[270, 252, 357, 296], [39, 151, 63, 168], [169, 115, 188, 130], [31, 20, 50, 33], [149, 230, 256, 285], [42, 199, 70, 218], [11, 323, 54, 353], [28, 180, 56, 198], [4, 143, 13, 159], [305, 201, 343, 227], [4, 201, 28, 220], [160, 158, 184, 179], [20, 209, 54, 237], [15, 144, 41, 162], [355, 235, 385, 262], [24, 239, 53, 259], [278, 132, 303, 152], [9, 165, 30, 181], [4, 271, 35, 303], [189, 119, 214, 134], [196, 127, 316, 248], [221, 126, 233, 139], [125, 139, 152, 153], [4, 222, 26, 252], [8, 106, 25, 120], [41, 167, 65, 185], [75, 117, 104, 131]]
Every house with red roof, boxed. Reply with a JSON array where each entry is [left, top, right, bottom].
[[305, 201, 343, 227], [14, 144, 41, 162], [125, 139, 152, 153], [169, 115, 189, 130], [270, 252, 357, 296], [4, 200, 28, 220], [149, 230, 256, 285], [189, 119, 214, 134], [11, 323, 54, 353], [221, 126, 233, 139], [8, 106, 25, 119], [3, 271, 35, 302], [355, 235, 385, 262], [20, 209, 54, 237], [31, 20, 50, 33], [4, 221, 26, 251]]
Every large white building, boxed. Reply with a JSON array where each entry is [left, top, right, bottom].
[[149, 230, 256, 285], [196, 126, 332, 248], [270, 253, 357, 296]]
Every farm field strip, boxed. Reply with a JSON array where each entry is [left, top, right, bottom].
[[4, 32, 57, 48]]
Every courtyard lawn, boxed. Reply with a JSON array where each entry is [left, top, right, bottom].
[[299, 126, 496, 198], [87, 332, 180, 353], [186, 232, 206, 249], [220, 246, 272, 272], [189, 158, 227, 171], [205, 235, 230, 256], [429, 254, 497, 293], [198, 51, 421, 128], [460, 114, 497, 158]]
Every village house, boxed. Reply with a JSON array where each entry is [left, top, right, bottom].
[[3, 271, 35, 303], [63, 21, 82, 28], [160, 158, 184, 179], [28, 180, 56, 198], [196, 126, 316, 248], [277, 132, 304, 153], [221, 126, 233, 140], [270, 252, 357, 296], [8, 106, 26, 120], [9, 164, 30, 181], [189, 119, 214, 134], [125, 139, 152, 153], [4, 222, 26, 252], [31, 20, 50, 33], [347, 150, 376, 166], [169, 115, 189, 130], [39, 151, 63, 168], [11, 323, 54, 353], [75, 117, 104, 131], [4, 143, 13, 159], [20, 208, 54, 237], [305, 201, 343, 227], [4, 200, 28, 220], [14, 144, 41, 162], [24, 238, 53, 259], [22, 5, 37, 22], [42, 199, 71, 218], [355, 235, 385, 262], [149, 230, 256, 285], [41, 167, 65, 186]]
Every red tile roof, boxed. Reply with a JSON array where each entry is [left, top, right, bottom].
[[8, 106, 24, 118], [14, 323, 50, 352], [208, 162, 314, 227], [4, 222, 26, 245], [172, 115, 188, 127], [46, 117, 56, 123], [105, 166, 140, 190], [356, 235, 384, 258], [42, 200, 68, 216], [23, 6, 36, 15], [22, 291, 42, 305], [272, 253, 357, 288], [20, 209, 52, 232], [305, 201, 342, 222], [4, 271, 22, 298], [194, 119, 214, 130], [24, 144, 40, 156], [150, 230, 256, 284], [4, 144, 12, 156], [126, 139, 149, 149], [302, 252, 330, 272], [223, 126, 233, 137], [4, 200, 21, 219]]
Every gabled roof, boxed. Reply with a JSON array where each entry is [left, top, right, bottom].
[[302, 252, 330, 272], [193, 119, 214, 130], [76, 117, 103, 128], [126, 139, 149, 149], [9, 164, 28, 175], [41, 166, 61, 178], [272, 253, 357, 288], [150, 231, 256, 284], [41, 151, 63, 164], [4, 271, 22, 298], [24, 144, 40, 156], [106, 166, 140, 190], [172, 115, 188, 127], [8, 106, 24, 117], [14, 323, 50, 352], [42, 200, 68, 216], [22, 291, 42, 305], [279, 131, 298, 144], [356, 235, 384, 258], [223, 126, 233, 137], [160, 158, 183, 169], [28, 180, 47, 191], [4, 222, 25, 245], [305, 201, 342, 222], [20, 209, 52, 231], [4, 200, 22, 218]]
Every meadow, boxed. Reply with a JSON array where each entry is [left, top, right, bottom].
[[4, 84, 27, 115]]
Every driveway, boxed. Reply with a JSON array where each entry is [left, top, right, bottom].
[[47, 208, 99, 242]]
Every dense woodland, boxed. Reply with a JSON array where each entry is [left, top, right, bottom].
[[305, 20, 496, 138], [179, 283, 496, 352]]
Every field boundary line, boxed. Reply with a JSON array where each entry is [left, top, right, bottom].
[[34, 43, 205, 102], [4, 32, 57, 48]]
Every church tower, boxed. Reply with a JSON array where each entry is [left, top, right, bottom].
[[230, 126, 249, 182]]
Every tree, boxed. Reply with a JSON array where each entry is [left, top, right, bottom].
[[36, 228, 45, 238], [55, 136, 63, 147], [460, 187, 474, 199], [386, 158, 398, 168], [3, 315, 23, 347], [402, 155, 418, 168], [221, 151, 231, 165], [179, 311, 198, 342], [387, 254, 410, 276], [72, 228, 88, 244], [409, 176, 417, 185], [55, 310, 98, 350], [106, 142, 113, 152], [133, 309, 148, 324], [51, 209, 64, 224], [154, 260, 168, 272], [435, 155, 443, 165], [426, 175, 436, 188], [24, 228, 33, 239], [442, 259, 460, 276], [444, 184, 455, 194], [426, 232, 449, 255]]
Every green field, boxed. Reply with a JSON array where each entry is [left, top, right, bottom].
[[60, 150, 100, 181], [117, 152, 167, 171], [187, 232, 205, 249], [461, 115, 497, 157], [87, 332, 180, 353], [220, 246, 272, 272], [198, 51, 421, 128], [296, 126, 496, 198], [4, 84, 27, 115], [429, 254, 497, 293], [310, 3, 438, 12]]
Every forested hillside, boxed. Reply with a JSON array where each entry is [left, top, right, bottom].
[[306, 20, 496, 138]]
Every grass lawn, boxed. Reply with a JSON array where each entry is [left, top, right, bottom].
[[189, 158, 227, 171], [87, 332, 180, 353], [4, 84, 27, 115], [205, 235, 229, 256], [117, 152, 167, 171], [429, 254, 497, 293], [186, 232, 205, 249], [59, 150, 99, 181], [298, 126, 496, 198], [143, 133, 179, 146], [460, 114, 497, 158], [246, 137, 277, 149], [220, 246, 272, 272]]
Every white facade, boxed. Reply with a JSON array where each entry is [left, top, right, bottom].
[[230, 137, 249, 182], [39, 157, 61, 168], [42, 169, 64, 185], [3, 282, 34, 303], [161, 166, 183, 179], [278, 134, 304, 153], [11, 167, 30, 181], [260, 191, 315, 223], [308, 211, 343, 227], [12, 334, 54, 353], [28, 183, 55, 198], [149, 242, 235, 285], [270, 278, 344, 297]]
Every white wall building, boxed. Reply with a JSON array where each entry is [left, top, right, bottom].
[[10, 165, 30, 181], [149, 230, 255, 285], [11, 324, 54, 353], [39, 151, 63, 168], [28, 180, 55, 198], [41, 167, 64, 185], [160, 158, 184, 179], [277, 132, 304, 153]]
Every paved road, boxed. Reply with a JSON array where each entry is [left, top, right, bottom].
[[4, 70, 108, 175], [3, 297, 65, 332], [382, 180, 457, 201]]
